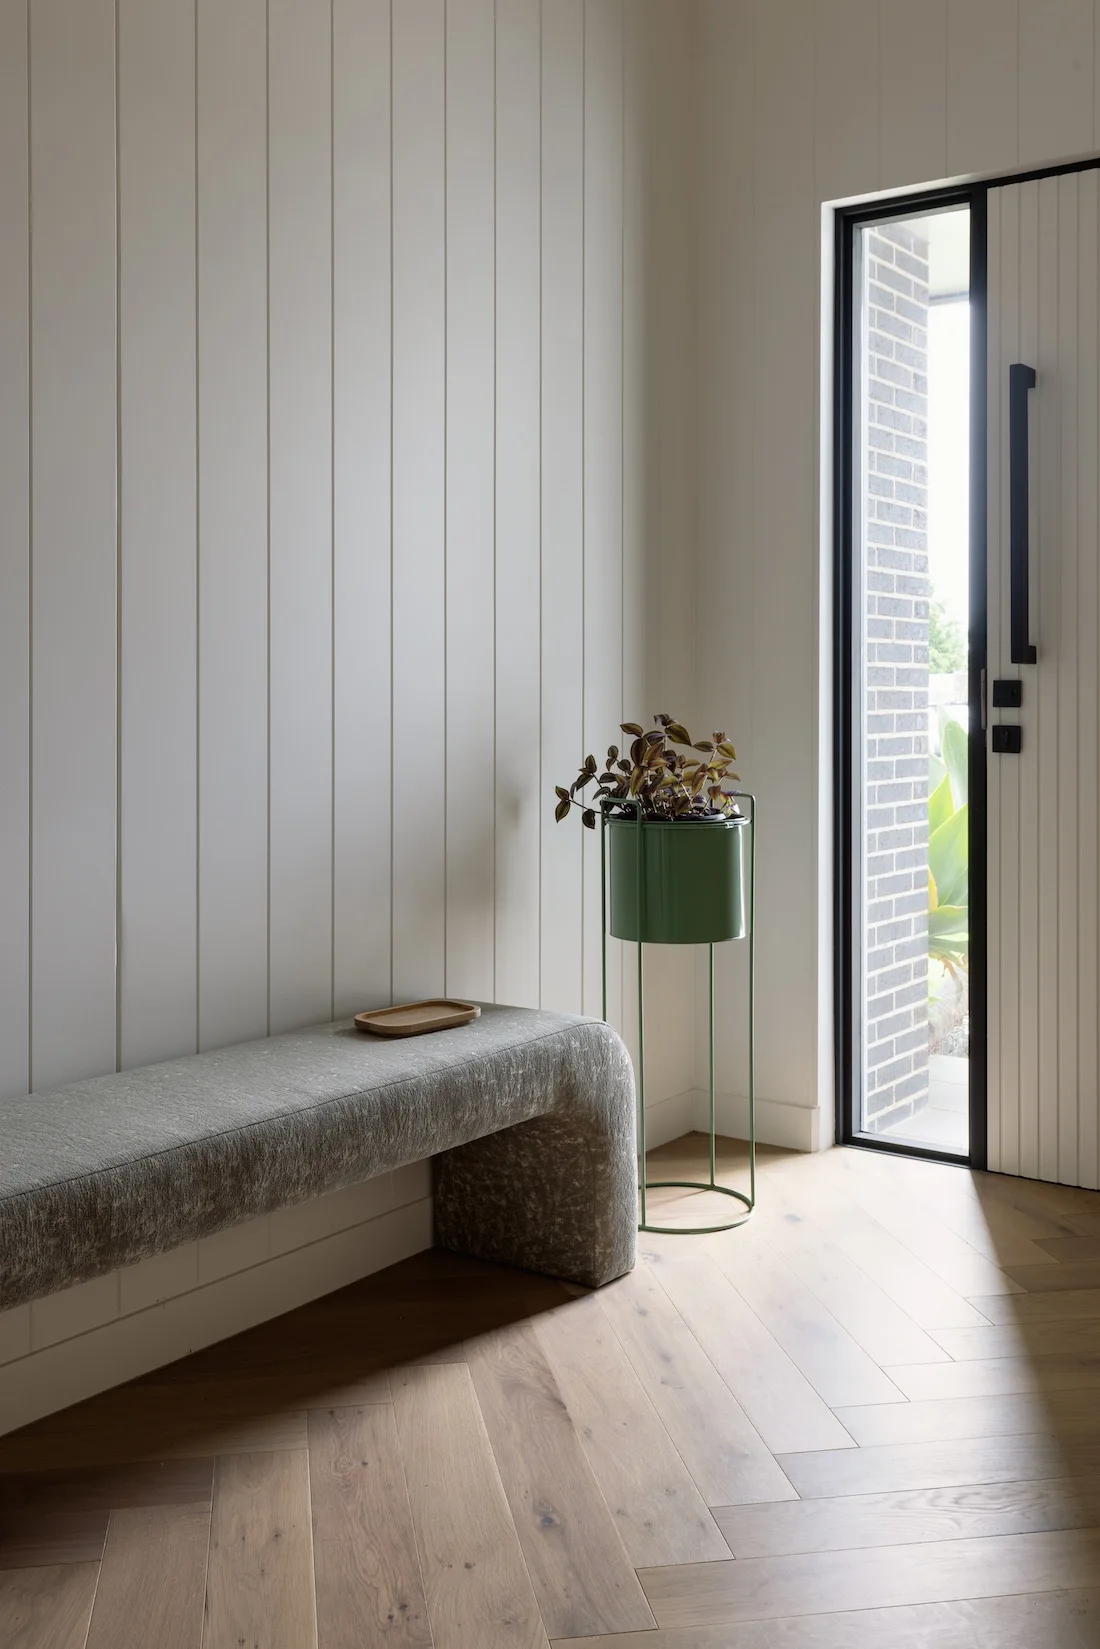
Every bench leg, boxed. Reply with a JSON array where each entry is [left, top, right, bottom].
[[433, 1094, 637, 1289]]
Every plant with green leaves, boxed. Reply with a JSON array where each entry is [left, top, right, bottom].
[[554, 714, 740, 829], [929, 597, 966, 675], [928, 716, 968, 975]]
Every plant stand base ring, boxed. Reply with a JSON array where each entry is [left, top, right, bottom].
[[600, 793, 757, 1239], [639, 1179, 752, 1237]]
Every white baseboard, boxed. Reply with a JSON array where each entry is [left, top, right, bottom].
[[0, 1195, 433, 1438], [641, 1088, 697, 1150], [641, 1086, 823, 1154], [667, 1088, 826, 1153]]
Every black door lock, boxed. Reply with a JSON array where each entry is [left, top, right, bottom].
[[992, 679, 1023, 708], [992, 725, 1023, 754]]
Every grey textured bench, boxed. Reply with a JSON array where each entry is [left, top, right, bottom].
[[0, 1005, 637, 1311]]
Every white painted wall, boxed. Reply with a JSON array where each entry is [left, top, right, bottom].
[[0, 0, 700, 1423], [695, 0, 1100, 1148]]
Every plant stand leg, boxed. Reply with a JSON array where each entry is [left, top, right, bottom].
[[637, 797, 756, 1237], [599, 793, 756, 1238], [637, 935, 646, 1230]]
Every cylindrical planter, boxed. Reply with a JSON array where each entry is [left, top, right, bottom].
[[607, 814, 748, 945]]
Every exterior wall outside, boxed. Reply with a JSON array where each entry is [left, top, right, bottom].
[[861, 225, 931, 1130], [695, 0, 1100, 1143]]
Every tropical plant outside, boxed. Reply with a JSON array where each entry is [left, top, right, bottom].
[[928, 712, 969, 1057], [929, 597, 966, 675], [928, 715, 968, 975]]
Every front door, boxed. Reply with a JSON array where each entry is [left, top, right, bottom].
[[986, 171, 1100, 1189]]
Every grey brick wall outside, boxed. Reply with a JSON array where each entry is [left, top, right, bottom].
[[861, 224, 931, 1130]]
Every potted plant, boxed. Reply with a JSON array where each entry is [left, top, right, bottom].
[[554, 714, 747, 945]]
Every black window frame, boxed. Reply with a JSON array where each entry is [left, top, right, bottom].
[[833, 182, 989, 1168]]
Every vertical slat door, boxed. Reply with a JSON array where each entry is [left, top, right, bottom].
[[987, 171, 1100, 1187]]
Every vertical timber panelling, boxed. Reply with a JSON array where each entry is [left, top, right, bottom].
[[3, 2, 690, 1128], [989, 171, 1100, 1187], [813, 0, 880, 203], [267, 0, 333, 1033], [582, 0, 624, 1021], [1018, 0, 1094, 168], [30, 0, 118, 1091], [0, 0, 29, 1101], [878, 0, 947, 189], [196, 0, 269, 1051], [445, 0, 496, 1002], [699, 0, 755, 1125], [946, 0, 1019, 178], [332, 0, 393, 1017], [986, 185, 1004, 1173], [540, 0, 585, 1016], [643, 0, 697, 1106], [117, 0, 197, 1069], [1057, 171, 1080, 1186], [751, 0, 816, 1115], [493, 0, 542, 1011], [1035, 176, 1059, 1183], [1077, 168, 1099, 1189], [620, 0, 652, 1067], [391, 0, 446, 1003]]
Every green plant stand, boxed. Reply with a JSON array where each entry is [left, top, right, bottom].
[[600, 795, 756, 1236]]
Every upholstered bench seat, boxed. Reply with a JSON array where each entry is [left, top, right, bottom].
[[0, 1005, 637, 1311]]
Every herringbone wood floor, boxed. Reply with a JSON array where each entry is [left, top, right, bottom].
[[4, 1137, 1100, 1647]]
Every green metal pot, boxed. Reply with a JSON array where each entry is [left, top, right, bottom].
[[607, 814, 748, 944]]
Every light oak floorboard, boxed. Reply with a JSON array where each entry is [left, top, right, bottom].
[[930, 1318, 1100, 1360], [779, 1434, 1100, 1499], [1063, 1214, 1100, 1238], [872, 1156, 1063, 1268], [642, 1245, 856, 1454], [754, 1203, 951, 1366], [18, 1373, 386, 1438], [967, 1287, 1100, 1324], [0, 1411, 307, 1473], [203, 1450, 318, 1649], [531, 1292, 730, 1566], [1005, 1261, 1100, 1292], [638, 1526, 1100, 1628], [714, 1478, 1100, 1557], [464, 1320, 654, 1638], [596, 1263, 798, 1506], [834, 1388, 1100, 1447], [827, 1153, 1025, 1298], [0, 1509, 108, 1571], [0, 1457, 214, 1515], [85, 1503, 209, 1649], [1035, 1235, 1100, 1261], [308, 1404, 430, 1649], [0, 1564, 100, 1649], [704, 1224, 906, 1406], [392, 1363, 548, 1649], [884, 1352, 1100, 1400], [553, 1586, 1100, 1648], [773, 1164, 992, 1330]]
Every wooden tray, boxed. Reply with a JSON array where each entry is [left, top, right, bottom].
[[353, 999, 481, 1038]]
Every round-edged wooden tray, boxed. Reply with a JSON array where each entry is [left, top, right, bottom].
[[353, 999, 481, 1038]]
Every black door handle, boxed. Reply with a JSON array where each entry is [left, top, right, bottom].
[[1009, 362, 1038, 664]]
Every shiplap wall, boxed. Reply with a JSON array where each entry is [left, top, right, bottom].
[[0, 0, 697, 1110], [0, 0, 701, 1428], [695, 0, 1100, 1147]]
